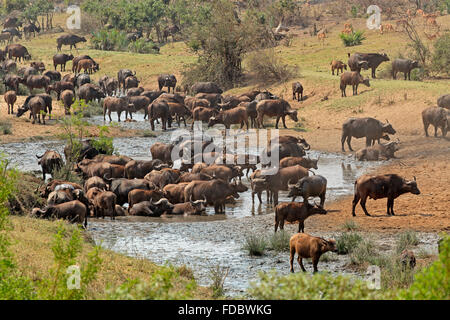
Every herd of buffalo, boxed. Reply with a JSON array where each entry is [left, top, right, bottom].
[[1, 34, 449, 273]]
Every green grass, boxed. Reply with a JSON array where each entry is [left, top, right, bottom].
[[268, 231, 291, 252], [243, 234, 268, 256], [0, 120, 12, 135], [341, 219, 360, 231], [336, 232, 363, 255], [395, 230, 420, 254]]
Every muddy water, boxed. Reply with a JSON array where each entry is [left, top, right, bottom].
[[1, 128, 391, 296]]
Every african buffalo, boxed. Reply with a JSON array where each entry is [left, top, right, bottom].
[[36, 150, 64, 180], [348, 52, 389, 78], [352, 174, 420, 216], [341, 117, 396, 151], [422, 107, 448, 137], [256, 99, 298, 129], [288, 175, 327, 207], [392, 58, 419, 80], [275, 201, 327, 232]]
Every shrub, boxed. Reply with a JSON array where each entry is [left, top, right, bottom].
[[243, 234, 268, 256], [397, 234, 450, 299], [0, 120, 12, 135], [339, 30, 366, 47], [431, 32, 450, 76], [341, 219, 359, 231], [128, 39, 159, 54], [395, 230, 419, 254], [246, 49, 298, 84], [349, 238, 379, 267], [336, 232, 362, 254], [105, 266, 197, 300], [269, 231, 291, 252], [208, 264, 229, 298], [248, 271, 388, 299]]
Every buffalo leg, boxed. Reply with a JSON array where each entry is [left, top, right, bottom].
[[434, 125, 438, 137], [360, 197, 371, 216], [298, 221, 304, 233], [347, 136, 353, 151], [298, 256, 306, 272], [352, 193, 360, 216], [275, 116, 280, 129], [312, 256, 319, 273], [424, 122, 429, 137], [320, 193, 326, 208], [282, 116, 287, 129], [365, 137, 371, 147], [290, 249, 295, 272], [341, 134, 347, 152]]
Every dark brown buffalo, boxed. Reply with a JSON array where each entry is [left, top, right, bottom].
[[158, 74, 177, 93], [127, 87, 144, 97], [263, 141, 307, 160], [109, 178, 156, 205], [191, 107, 219, 129], [117, 69, 135, 91], [422, 107, 448, 137], [92, 191, 117, 219], [128, 198, 174, 217], [195, 93, 222, 107], [168, 102, 191, 127], [331, 60, 347, 75], [163, 182, 190, 204], [341, 117, 396, 151], [141, 90, 164, 103], [348, 52, 389, 78], [274, 201, 327, 232], [61, 90, 74, 114], [36, 150, 63, 180], [6, 44, 31, 62], [16, 96, 46, 124], [53, 53, 74, 71], [208, 106, 249, 129], [72, 55, 98, 73], [200, 164, 243, 182], [392, 59, 419, 80], [191, 82, 223, 94], [33, 200, 88, 228], [4, 90, 16, 114], [150, 143, 174, 165], [144, 168, 181, 189], [103, 96, 132, 122], [149, 100, 171, 130], [288, 175, 327, 207], [280, 156, 319, 169], [128, 189, 164, 208], [56, 34, 87, 51], [184, 179, 245, 214], [437, 94, 450, 110], [25, 75, 50, 93], [340, 71, 370, 97], [292, 82, 303, 101], [124, 75, 139, 90], [30, 61, 45, 73], [124, 159, 167, 179], [355, 141, 400, 161], [289, 233, 337, 273], [84, 176, 108, 193], [184, 97, 210, 110], [352, 174, 420, 216], [179, 172, 213, 182], [3, 74, 21, 91], [43, 70, 61, 82], [256, 99, 298, 129], [170, 199, 207, 215], [78, 83, 105, 103], [92, 154, 132, 166], [46, 81, 74, 100]]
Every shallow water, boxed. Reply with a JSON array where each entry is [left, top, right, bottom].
[[1, 128, 388, 296]]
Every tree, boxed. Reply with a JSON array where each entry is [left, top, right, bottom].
[[183, 0, 273, 89]]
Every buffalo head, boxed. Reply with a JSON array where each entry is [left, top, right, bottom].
[[382, 120, 396, 135]]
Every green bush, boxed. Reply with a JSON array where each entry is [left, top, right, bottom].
[[243, 234, 268, 256], [208, 264, 229, 298], [336, 232, 362, 254], [269, 230, 291, 252], [339, 30, 366, 47], [341, 219, 359, 231], [0, 120, 12, 135], [106, 266, 197, 300], [397, 234, 450, 299], [349, 238, 379, 266], [431, 32, 450, 76], [248, 271, 388, 300], [246, 49, 298, 84], [395, 230, 419, 254], [128, 39, 159, 54]]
